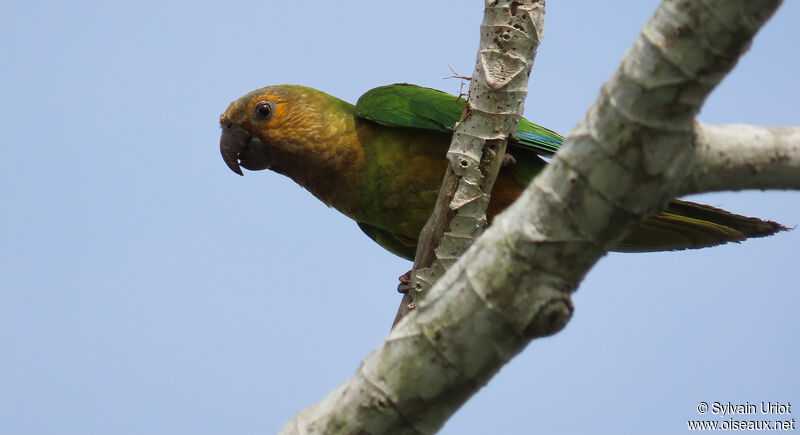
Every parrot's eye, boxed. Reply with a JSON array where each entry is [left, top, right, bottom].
[[253, 100, 277, 121]]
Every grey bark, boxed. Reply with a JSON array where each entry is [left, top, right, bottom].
[[683, 123, 800, 193]]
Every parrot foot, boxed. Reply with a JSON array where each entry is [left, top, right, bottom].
[[502, 153, 517, 168], [397, 270, 414, 293]]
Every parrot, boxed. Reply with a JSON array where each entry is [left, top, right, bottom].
[[219, 83, 785, 261]]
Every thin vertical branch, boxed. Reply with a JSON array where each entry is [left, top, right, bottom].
[[394, 0, 547, 326]]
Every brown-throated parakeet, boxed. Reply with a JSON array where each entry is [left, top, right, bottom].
[[219, 84, 785, 260]]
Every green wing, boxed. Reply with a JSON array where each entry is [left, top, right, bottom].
[[355, 83, 464, 132], [355, 83, 563, 157], [516, 118, 562, 156]]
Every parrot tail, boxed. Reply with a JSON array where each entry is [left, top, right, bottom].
[[615, 200, 789, 252]]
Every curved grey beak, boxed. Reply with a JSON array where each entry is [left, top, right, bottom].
[[220, 125, 271, 176], [220, 125, 247, 175]]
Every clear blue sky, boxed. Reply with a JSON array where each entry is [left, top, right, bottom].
[[1, 1, 798, 434]]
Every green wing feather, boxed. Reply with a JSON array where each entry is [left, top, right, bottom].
[[356, 83, 562, 157], [516, 119, 562, 156], [355, 84, 463, 132]]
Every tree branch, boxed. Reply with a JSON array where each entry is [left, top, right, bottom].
[[278, 0, 786, 433], [393, 0, 546, 326], [682, 122, 800, 193]]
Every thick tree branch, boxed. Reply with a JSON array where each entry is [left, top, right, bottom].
[[394, 0, 546, 326], [682, 123, 800, 193], [278, 1, 785, 433]]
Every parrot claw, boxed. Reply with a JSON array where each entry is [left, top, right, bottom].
[[397, 270, 414, 293], [502, 153, 517, 168]]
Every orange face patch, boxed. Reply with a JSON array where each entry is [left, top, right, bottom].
[[244, 93, 285, 127]]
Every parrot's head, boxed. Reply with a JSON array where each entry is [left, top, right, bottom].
[[219, 84, 353, 177]]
